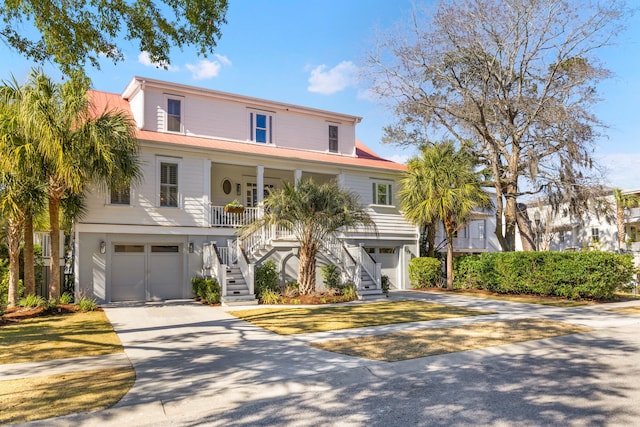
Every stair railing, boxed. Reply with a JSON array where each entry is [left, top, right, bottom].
[[208, 242, 228, 297], [236, 241, 255, 297]]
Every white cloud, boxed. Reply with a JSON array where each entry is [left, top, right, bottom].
[[388, 154, 410, 165], [214, 54, 232, 67], [308, 61, 359, 95], [137, 51, 177, 71], [185, 55, 232, 80]]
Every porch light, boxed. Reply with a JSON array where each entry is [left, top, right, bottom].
[[99, 241, 106, 254], [188, 242, 194, 253]]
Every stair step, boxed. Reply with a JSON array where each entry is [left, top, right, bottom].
[[222, 295, 258, 306]]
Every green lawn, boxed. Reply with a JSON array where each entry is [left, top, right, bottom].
[[229, 300, 493, 335]]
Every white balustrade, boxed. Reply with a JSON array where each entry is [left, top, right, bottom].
[[209, 205, 260, 227]]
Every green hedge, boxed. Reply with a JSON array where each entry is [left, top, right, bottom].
[[255, 260, 279, 299], [454, 251, 635, 300], [191, 277, 221, 304], [408, 257, 442, 288]]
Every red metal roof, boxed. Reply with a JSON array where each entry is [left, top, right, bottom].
[[88, 89, 407, 172]]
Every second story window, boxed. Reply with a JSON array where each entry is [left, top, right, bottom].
[[372, 181, 393, 206], [249, 111, 273, 143], [591, 227, 600, 243], [329, 125, 338, 153], [160, 162, 179, 207], [110, 186, 130, 205], [167, 98, 181, 132]]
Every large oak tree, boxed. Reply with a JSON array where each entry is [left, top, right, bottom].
[[367, 0, 625, 251], [0, 0, 228, 76]]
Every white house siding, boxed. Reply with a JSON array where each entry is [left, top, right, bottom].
[[141, 85, 357, 156], [81, 146, 207, 228]]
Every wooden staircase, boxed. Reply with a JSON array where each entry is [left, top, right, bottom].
[[221, 265, 258, 306]]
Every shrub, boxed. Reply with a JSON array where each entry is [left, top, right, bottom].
[[408, 257, 442, 288], [321, 264, 342, 289], [77, 295, 98, 311], [260, 289, 281, 304], [453, 251, 634, 300], [191, 277, 221, 304], [19, 294, 48, 308], [59, 292, 74, 304], [342, 283, 358, 300], [191, 277, 206, 300], [255, 260, 279, 299], [381, 275, 391, 294]]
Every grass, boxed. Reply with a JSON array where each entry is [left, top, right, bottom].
[[0, 311, 124, 364], [608, 306, 640, 315], [311, 318, 592, 362], [0, 367, 135, 425], [415, 288, 590, 307], [229, 300, 493, 335]]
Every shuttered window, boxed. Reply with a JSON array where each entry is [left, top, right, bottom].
[[160, 162, 178, 207]]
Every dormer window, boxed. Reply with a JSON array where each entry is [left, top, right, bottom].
[[249, 111, 273, 143], [329, 125, 339, 153], [167, 98, 182, 132]]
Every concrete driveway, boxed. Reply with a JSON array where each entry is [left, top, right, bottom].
[[24, 291, 640, 426]]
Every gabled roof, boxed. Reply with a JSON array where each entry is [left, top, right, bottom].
[[88, 89, 406, 172]]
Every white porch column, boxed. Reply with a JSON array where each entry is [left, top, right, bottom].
[[257, 165, 265, 206], [203, 159, 211, 227], [294, 169, 302, 186]]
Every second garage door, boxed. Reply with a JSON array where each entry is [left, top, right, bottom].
[[111, 243, 183, 302]]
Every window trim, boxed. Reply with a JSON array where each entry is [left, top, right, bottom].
[[165, 95, 184, 133], [248, 109, 274, 144], [109, 185, 131, 206], [328, 124, 339, 153], [371, 180, 394, 206], [591, 227, 600, 243], [157, 157, 182, 208]]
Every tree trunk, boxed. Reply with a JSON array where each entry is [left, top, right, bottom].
[[616, 203, 625, 249], [48, 197, 61, 299], [298, 244, 317, 295], [419, 222, 437, 258], [7, 218, 22, 307], [503, 194, 518, 252], [427, 222, 436, 258], [446, 232, 454, 289], [23, 216, 36, 295], [516, 203, 536, 251]]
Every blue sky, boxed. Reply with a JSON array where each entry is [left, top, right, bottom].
[[1, 0, 638, 190]]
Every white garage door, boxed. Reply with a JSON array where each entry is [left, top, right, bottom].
[[110, 243, 183, 302], [111, 245, 146, 301], [148, 245, 183, 301]]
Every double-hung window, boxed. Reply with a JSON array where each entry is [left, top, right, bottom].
[[591, 227, 600, 243], [167, 98, 182, 132], [160, 161, 179, 207], [329, 125, 339, 153], [249, 111, 273, 143], [372, 181, 393, 205], [110, 186, 131, 205]]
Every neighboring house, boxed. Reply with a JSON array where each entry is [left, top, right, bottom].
[[516, 189, 640, 253], [75, 77, 419, 304], [432, 210, 501, 255]]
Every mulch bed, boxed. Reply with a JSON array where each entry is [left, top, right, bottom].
[[0, 304, 95, 325]]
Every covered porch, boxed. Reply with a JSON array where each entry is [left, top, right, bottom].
[[208, 162, 338, 228]]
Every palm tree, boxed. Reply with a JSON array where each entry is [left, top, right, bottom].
[[243, 179, 374, 295], [4, 70, 141, 298], [400, 142, 491, 288], [613, 188, 640, 250]]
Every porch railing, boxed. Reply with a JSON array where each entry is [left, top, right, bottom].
[[210, 205, 260, 227]]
